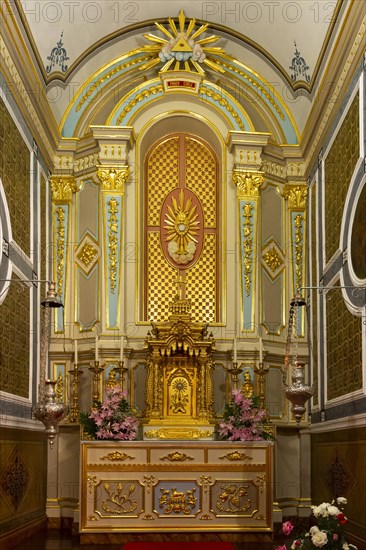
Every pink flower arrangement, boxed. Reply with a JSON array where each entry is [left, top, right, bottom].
[[80, 386, 139, 440], [277, 498, 357, 550], [216, 389, 272, 441]]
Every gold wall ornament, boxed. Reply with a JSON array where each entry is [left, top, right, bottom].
[[159, 486, 197, 515], [116, 83, 164, 125], [242, 202, 254, 297], [97, 167, 129, 191], [50, 176, 77, 202], [216, 484, 251, 513], [144, 428, 214, 440], [283, 185, 308, 208], [164, 189, 199, 264], [219, 451, 253, 461], [56, 372, 63, 402], [142, 475, 156, 494], [87, 474, 98, 494], [160, 452, 194, 462], [100, 451, 135, 462], [78, 242, 98, 267], [107, 197, 119, 294], [294, 214, 304, 291], [55, 207, 65, 296], [255, 475, 266, 494], [101, 482, 138, 514], [263, 246, 283, 273], [141, 10, 225, 75], [233, 170, 264, 197]]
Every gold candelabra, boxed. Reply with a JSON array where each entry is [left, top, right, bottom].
[[254, 361, 269, 410], [114, 360, 128, 390], [89, 360, 105, 403], [69, 364, 83, 422], [228, 361, 243, 393]]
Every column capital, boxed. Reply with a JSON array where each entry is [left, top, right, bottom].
[[50, 175, 77, 203]]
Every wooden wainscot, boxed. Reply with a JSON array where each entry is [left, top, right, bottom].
[[80, 440, 273, 535]]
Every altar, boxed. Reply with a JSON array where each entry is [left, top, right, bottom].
[[80, 440, 273, 535]]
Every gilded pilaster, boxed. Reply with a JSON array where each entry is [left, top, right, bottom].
[[284, 183, 307, 336], [92, 126, 135, 331], [51, 175, 77, 331], [228, 131, 270, 334]]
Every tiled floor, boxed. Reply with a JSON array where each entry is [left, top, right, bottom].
[[12, 529, 287, 550]]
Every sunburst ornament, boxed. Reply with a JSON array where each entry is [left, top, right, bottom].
[[140, 10, 225, 75], [164, 189, 200, 265]]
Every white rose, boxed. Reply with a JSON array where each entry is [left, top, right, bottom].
[[328, 505, 341, 516], [312, 506, 321, 517], [310, 526, 320, 534], [342, 544, 349, 550], [337, 497, 347, 505], [311, 530, 328, 547]]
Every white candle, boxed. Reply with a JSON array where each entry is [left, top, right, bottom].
[[120, 336, 124, 362], [74, 339, 78, 364], [233, 337, 237, 363], [95, 336, 99, 362], [259, 337, 263, 363]]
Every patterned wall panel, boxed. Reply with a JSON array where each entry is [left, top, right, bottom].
[[0, 97, 30, 256], [0, 274, 30, 397], [146, 233, 176, 322], [310, 183, 319, 407], [186, 234, 217, 324], [145, 134, 220, 323], [311, 429, 365, 542], [324, 93, 359, 263], [185, 137, 217, 228], [147, 137, 179, 226], [0, 428, 47, 536], [326, 289, 362, 400]]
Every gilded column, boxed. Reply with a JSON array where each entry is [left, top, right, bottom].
[[50, 175, 77, 332], [228, 132, 270, 334], [284, 184, 307, 336]]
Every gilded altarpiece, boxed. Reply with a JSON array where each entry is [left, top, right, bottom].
[[144, 134, 219, 324]]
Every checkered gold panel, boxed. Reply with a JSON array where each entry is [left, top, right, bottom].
[[185, 136, 217, 228], [147, 136, 179, 226], [145, 134, 219, 323], [147, 232, 177, 322]]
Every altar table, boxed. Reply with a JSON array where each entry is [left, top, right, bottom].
[[80, 440, 273, 533]]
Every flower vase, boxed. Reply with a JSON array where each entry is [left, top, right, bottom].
[[33, 379, 69, 448]]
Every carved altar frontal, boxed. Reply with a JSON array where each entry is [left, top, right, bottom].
[[80, 441, 273, 534]]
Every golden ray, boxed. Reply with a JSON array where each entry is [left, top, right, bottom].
[[195, 35, 221, 45], [143, 33, 167, 45], [203, 58, 226, 73], [185, 18, 196, 38], [155, 22, 174, 39], [168, 17, 178, 36], [160, 58, 175, 72], [178, 10, 185, 33], [138, 57, 162, 71], [191, 60, 205, 75], [190, 23, 209, 40]]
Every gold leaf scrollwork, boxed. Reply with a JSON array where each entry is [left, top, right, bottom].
[[88, 515, 98, 521], [200, 475, 213, 495], [242, 202, 253, 297], [116, 84, 164, 125], [160, 452, 194, 462], [200, 86, 245, 130], [78, 242, 98, 267], [87, 474, 98, 494], [200, 514, 213, 520], [100, 451, 135, 461], [263, 246, 283, 273], [56, 372, 63, 402], [294, 214, 304, 292], [97, 167, 129, 191], [101, 482, 138, 514], [216, 483, 251, 513], [284, 185, 308, 208], [107, 197, 119, 293], [143, 475, 156, 494], [219, 451, 252, 461], [159, 487, 197, 515], [233, 171, 264, 197], [55, 206, 65, 296], [50, 176, 77, 203], [142, 514, 155, 520], [255, 474, 266, 494]]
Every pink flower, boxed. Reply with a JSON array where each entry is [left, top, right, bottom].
[[276, 546, 287, 550], [333, 533, 339, 541], [282, 521, 294, 535]]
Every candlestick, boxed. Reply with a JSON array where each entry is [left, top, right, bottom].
[[74, 339, 78, 364], [259, 337, 263, 363], [120, 336, 124, 362], [233, 337, 237, 363], [95, 336, 99, 362]]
